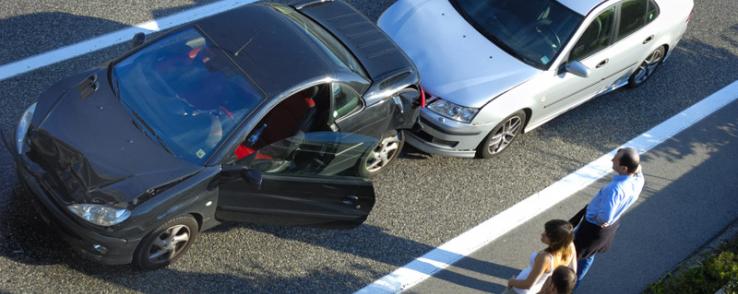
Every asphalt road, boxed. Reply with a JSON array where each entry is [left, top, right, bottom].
[[410, 95, 738, 294], [1, 0, 737, 293]]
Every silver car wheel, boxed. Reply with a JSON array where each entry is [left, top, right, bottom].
[[148, 224, 191, 263], [365, 131, 401, 173], [633, 47, 665, 85], [488, 115, 522, 155]]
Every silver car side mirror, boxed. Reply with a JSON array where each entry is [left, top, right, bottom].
[[565, 61, 591, 78]]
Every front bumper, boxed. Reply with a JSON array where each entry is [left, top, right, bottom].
[[13, 154, 140, 265], [405, 109, 491, 158]]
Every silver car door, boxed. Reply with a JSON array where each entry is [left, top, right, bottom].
[[598, 0, 662, 90], [537, 6, 619, 120]]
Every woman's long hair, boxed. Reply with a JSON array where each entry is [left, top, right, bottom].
[[544, 219, 574, 268]]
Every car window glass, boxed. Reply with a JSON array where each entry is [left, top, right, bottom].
[[646, 0, 660, 24], [617, 0, 648, 39], [450, 0, 584, 69], [332, 83, 362, 120], [570, 7, 616, 61], [236, 132, 376, 178]]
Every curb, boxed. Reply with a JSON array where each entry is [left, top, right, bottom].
[[657, 217, 738, 282]]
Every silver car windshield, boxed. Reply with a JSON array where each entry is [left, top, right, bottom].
[[450, 0, 583, 69]]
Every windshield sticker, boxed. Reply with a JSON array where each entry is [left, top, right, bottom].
[[196, 149, 206, 159], [540, 56, 550, 64]]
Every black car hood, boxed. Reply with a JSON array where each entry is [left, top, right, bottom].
[[27, 68, 201, 206]]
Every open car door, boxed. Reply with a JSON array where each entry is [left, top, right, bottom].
[[216, 132, 378, 228]]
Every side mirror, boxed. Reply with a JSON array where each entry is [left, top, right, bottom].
[[564, 60, 591, 78], [221, 165, 263, 189], [241, 169, 263, 189], [131, 32, 146, 48]]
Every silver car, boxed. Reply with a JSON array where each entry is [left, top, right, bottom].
[[379, 0, 693, 158]]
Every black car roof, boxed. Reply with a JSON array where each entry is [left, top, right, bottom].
[[194, 3, 352, 98]]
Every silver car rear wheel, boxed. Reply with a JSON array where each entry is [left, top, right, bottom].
[[629, 46, 666, 88]]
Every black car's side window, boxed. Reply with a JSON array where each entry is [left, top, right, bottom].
[[331, 83, 362, 121], [617, 0, 649, 40], [570, 7, 616, 61]]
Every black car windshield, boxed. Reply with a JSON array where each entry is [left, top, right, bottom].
[[112, 28, 263, 164], [450, 0, 583, 69]]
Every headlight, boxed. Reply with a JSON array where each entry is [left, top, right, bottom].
[[427, 98, 479, 123], [16, 102, 37, 154], [67, 204, 131, 226]]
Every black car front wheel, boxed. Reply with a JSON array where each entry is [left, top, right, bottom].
[[477, 110, 526, 158], [133, 215, 199, 270]]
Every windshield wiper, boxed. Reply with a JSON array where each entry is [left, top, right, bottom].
[[128, 108, 174, 155], [108, 63, 121, 97]]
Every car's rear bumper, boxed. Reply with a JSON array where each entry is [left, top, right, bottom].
[[405, 109, 490, 158], [14, 156, 140, 265]]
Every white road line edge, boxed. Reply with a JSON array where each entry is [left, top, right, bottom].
[[0, 0, 256, 82], [357, 80, 738, 294]]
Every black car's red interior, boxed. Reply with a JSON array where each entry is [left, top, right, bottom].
[[234, 85, 329, 160]]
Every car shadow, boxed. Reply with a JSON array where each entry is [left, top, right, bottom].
[[208, 222, 520, 293]]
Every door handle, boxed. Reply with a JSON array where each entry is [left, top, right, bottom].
[[596, 58, 609, 68], [342, 195, 360, 209], [643, 35, 654, 44]]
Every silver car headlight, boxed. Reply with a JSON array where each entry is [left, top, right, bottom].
[[68, 204, 131, 226], [16, 102, 37, 154], [427, 98, 479, 123]]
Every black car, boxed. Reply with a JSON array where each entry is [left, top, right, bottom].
[[1, 0, 422, 269]]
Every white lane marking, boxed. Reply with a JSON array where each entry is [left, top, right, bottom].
[[0, 0, 256, 82], [357, 80, 738, 294]]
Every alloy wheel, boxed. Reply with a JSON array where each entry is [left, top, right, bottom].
[[147, 224, 191, 263], [365, 131, 402, 173], [487, 115, 523, 155], [632, 48, 665, 85]]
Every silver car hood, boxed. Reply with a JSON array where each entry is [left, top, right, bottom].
[[379, 0, 539, 108]]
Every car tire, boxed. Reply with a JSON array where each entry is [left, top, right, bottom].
[[627, 45, 666, 88], [133, 215, 199, 270], [476, 110, 526, 158], [361, 129, 404, 176]]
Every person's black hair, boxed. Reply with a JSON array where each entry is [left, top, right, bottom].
[[551, 266, 576, 294], [618, 147, 640, 173], [544, 220, 574, 254]]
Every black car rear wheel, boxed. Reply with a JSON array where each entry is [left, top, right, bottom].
[[362, 130, 404, 176], [133, 215, 199, 270]]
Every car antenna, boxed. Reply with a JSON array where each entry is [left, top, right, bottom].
[[234, 37, 254, 57]]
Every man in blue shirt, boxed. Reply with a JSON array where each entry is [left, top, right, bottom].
[[571, 147, 645, 282]]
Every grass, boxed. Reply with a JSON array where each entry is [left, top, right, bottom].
[[645, 236, 738, 294]]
